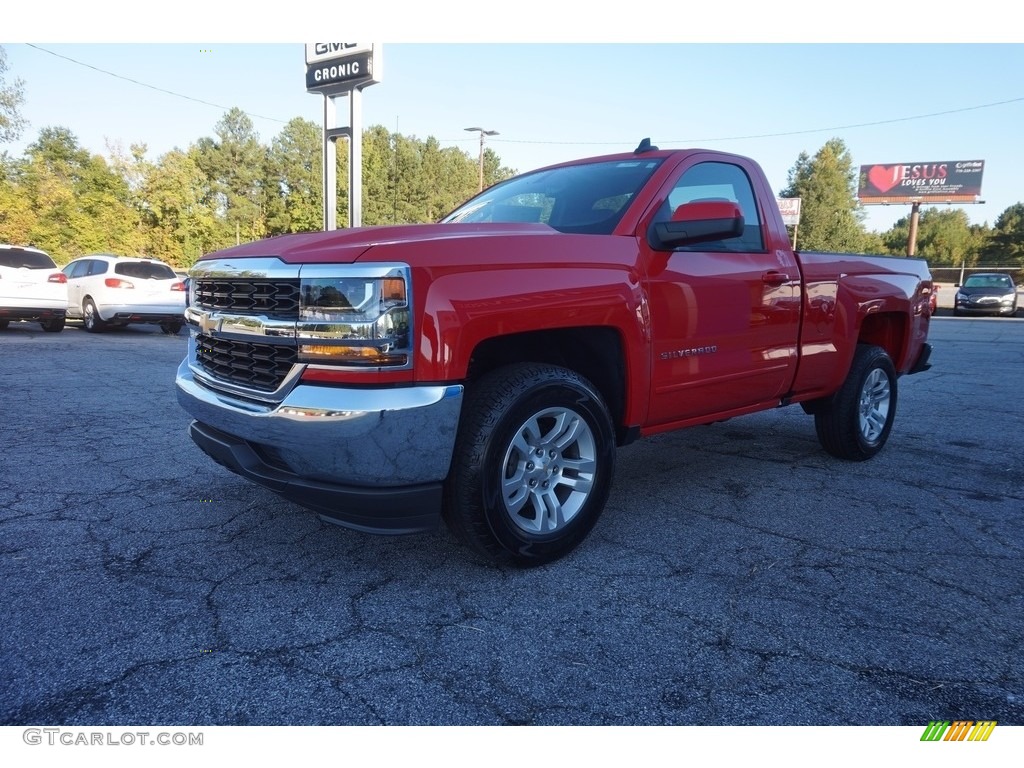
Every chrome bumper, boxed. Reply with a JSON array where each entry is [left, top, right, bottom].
[[175, 358, 463, 488]]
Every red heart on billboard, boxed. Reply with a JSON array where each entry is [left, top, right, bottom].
[[868, 165, 902, 193]]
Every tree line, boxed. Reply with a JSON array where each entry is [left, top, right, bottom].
[[0, 107, 515, 267], [1, 48, 1022, 271]]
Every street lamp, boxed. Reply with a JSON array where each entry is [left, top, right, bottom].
[[465, 126, 499, 192]]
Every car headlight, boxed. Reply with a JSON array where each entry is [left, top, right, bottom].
[[1001, 295, 1015, 305], [955, 292, 968, 303], [296, 265, 412, 368]]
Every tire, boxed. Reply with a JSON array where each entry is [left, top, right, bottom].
[[83, 299, 106, 333], [0, 320, 8, 331], [814, 344, 897, 461], [444, 363, 616, 566], [41, 317, 65, 333], [161, 321, 183, 335]]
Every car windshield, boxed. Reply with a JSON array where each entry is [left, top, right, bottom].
[[963, 275, 1013, 290], [0, 249, 56, 269], [115, 261, 177, 280], [441, 158, 664, 235]]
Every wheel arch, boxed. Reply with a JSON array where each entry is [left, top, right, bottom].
[[465, 327, 632, 445]]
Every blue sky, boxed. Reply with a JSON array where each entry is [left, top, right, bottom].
[[4, 9, 1023, 235]]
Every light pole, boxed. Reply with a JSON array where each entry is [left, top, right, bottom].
[[465, 126, 499, 192]]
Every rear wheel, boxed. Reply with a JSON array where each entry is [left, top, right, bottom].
[[161, 321, 183, 335], [814, 344, 897, 461], [41, 317, 65, 333], [444, 363, 616, 566], [83, 299, 106, 333]]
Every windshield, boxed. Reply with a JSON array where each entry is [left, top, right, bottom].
[[963, 275, 1013, 290], [115, 261, 177, 280], [441, 158, 664, 235]]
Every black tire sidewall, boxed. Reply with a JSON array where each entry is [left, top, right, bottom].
[[817, 344, 897, 460], [448, 365, 616, 565], [854, 349, 897, 454]]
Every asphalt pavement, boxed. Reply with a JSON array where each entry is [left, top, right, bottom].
[[1, 316, 1021, 725]]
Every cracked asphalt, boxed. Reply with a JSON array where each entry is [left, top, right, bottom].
[[1, 317, 1021, 726]]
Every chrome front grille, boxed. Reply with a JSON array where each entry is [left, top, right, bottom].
[[193, 279, 300, 317], [196, 333, 297, 392]]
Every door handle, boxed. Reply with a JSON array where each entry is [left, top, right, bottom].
[[762, 271, 791, 285]]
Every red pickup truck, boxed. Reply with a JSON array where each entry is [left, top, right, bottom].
[[176, 143, 933, 565]]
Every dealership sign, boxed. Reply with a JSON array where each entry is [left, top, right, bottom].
[[305, 43, 381, 95], [858, 161, 984, 203]]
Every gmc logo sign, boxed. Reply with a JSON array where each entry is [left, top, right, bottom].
[[305, 42, 375, 66], [315, 43, 358, 56]]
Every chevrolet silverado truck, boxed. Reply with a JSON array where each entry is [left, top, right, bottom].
[[176, 142, 933, 565]]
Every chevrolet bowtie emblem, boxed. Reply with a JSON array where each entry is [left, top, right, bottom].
[[199, 313, 222, 335]]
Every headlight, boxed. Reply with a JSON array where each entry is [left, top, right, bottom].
[[955, 292, 968, 303], [296, 265, 412, 368], [1001, 295, 1015, 304]]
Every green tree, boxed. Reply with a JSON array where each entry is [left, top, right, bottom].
[[881, 208, 990, 266], [141, 149, 221, 267], [0, 157, 34, 243], [16, 127, 141, 261], [780, 138, 868, 252], [978, 203, 1024, 268], [0, 46, 26, 144], [194, 108, 269, 244], [266, 117, 322, 234]]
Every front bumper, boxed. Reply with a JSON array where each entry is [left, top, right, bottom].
[[954, 303, 1016, 316], [175, 358, 463, 533]]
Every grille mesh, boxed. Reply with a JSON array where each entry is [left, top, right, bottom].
[[193, 279, 299, 316], [196, 333, 297, 392]]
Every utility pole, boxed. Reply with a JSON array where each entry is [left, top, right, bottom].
[[465, 126, 499, 192]]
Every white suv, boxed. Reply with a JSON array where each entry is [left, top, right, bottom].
[[0, 244, 69, 332], [63, 254, 186, 334]]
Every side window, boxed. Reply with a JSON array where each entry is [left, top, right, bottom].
[[88, 260, 108, 276], [659, 162, 764, 252], [70, 260, 91, 279]]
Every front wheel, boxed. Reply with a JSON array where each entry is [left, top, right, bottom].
[[161, 321, 183, 335], [41, 317, 65, 333], [444, 363, 616, 566], [814, 344, 897, 461]]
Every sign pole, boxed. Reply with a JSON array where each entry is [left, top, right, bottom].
[[350, 88, 362, 229], [907, 202, 921, 257], [323, 94, 337, 231], [306, 44, 381, 231]]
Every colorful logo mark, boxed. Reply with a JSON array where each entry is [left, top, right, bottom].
[[920, 720, 997, 742]]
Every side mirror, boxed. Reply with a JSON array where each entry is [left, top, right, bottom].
[[648, 200, 744, 250]]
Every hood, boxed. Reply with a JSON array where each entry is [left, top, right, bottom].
[[198, 222, 556, 265]]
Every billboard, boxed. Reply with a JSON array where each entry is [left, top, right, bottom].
[[858, 161, 984, 204]]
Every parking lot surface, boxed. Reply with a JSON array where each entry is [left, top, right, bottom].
[[1, 318, 1021, 725]]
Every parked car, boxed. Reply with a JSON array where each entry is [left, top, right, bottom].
[[62, 254, 186, 334], [0, 244, 68, 332], [953, 273, 1018, 317]]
